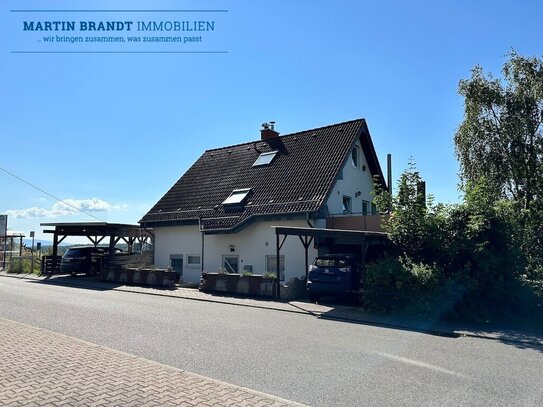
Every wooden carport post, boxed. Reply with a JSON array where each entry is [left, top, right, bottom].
[[276, 232, 287, 299], [298, 235, 314, 280], [360, 234, 366, 288], [51, 229, 67, 273]]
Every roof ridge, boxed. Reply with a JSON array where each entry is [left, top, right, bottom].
[[204, 118, 365, 153]]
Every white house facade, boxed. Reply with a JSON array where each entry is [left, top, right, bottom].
[[141, 119, 387, 284]]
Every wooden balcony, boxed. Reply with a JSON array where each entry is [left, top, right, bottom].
[[326, 214, 386, 232]]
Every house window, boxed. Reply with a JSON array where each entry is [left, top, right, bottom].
[[351, 145, 360, 168], [342, 196, 352, 214], [222, 255, 239, 273], [362, 200, 369, 215], [371, 202, 378, 215], [222, 188, 251, 205], [186, 255, 201, 268], [265, 255, 285, 280], [170, 254, 183, 276], [253, 151, 278, 167]]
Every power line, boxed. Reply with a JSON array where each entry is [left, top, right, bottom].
[[0, 166, 107, 222]]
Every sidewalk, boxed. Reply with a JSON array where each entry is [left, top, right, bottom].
[[0, 317, 308, 407], [2, 271, 542, 348]]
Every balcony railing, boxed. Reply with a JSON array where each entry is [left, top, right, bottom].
[[326, 212, 386, 232]]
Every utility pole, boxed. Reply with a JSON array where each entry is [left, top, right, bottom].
[[30, 231, 35, 273], [0, 215, 7, 271]]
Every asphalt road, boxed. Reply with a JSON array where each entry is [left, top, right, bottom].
[[0, 276, 541, 407]]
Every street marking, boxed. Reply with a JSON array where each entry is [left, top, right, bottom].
[[375, 351, 467, 379]]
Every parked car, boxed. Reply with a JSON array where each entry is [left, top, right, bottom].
[[306, 254, 362, 302], [60, 246, 109, 276]]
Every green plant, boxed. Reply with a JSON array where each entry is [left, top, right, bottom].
[[8, 257, 40, 275], [264, 272, 277, 279]]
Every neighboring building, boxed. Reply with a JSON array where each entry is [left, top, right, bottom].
[[140, 119, 387, 283]]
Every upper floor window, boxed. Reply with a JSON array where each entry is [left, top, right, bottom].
[[342, 196, 352, 214], [362, 200, 369, 215], [351, 145, 360, 168]]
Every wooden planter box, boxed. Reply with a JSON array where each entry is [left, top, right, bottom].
[[102, 267, 179, 288], [199, 272, 276, 297]]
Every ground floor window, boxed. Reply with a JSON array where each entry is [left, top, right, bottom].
[[265, 255, 285, 280], [186, 254, 201, 268], [170, 254, 183, 276], [222, 255, 239, 273]]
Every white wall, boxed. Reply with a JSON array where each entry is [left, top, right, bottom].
[[326, 140, 376, 215], [153, 219, 318, 283]]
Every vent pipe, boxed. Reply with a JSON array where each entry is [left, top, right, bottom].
[[387, 153, 392, 194]]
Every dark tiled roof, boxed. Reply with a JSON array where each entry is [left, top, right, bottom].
[[140, 119, 385, 231]]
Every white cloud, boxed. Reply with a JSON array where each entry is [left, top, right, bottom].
[[6, 198, 125, 219], [6, 207, 52, 219]]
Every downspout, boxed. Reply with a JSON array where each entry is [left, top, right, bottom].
[[198, 217, 205, 273], [304, 212, 313, 281]]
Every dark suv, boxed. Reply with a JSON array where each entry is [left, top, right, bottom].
[[306, 254, 361, 302], [60, 246, 108, 276]]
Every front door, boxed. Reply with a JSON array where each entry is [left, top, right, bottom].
[[222, 255, 239, 273], [170, 255, 183, 277]]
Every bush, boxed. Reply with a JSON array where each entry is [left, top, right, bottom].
[[8, 257, 40, 274], [364, 257, 442, 314], [371, 167, 541, 320]]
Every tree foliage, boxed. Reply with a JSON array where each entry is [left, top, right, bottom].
[[373, 158, 445, 265], [365, 51, 543, 319], [455, 50, 543, 210], [370, 163, 538, 318], [455, 51, 543, 273]]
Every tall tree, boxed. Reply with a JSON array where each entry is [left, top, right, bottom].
[[454, 50, 543, 210]]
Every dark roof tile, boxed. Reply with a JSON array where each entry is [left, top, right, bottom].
[[140, 119, 385, 231]]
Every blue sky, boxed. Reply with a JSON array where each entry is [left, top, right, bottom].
[[1, 0, 542, 242]]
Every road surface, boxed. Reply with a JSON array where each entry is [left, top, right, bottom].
[[0, 276, 541, 406]]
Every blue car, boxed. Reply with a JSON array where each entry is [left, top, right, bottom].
[[307, 254, 362, 303]]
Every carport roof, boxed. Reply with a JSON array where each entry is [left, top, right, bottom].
[[40, 222, 150, 236], [40, 222, 154, 258]]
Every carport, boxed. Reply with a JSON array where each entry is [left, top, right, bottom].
[[40, 222, 153, 274], [272, 226, 389, 298]]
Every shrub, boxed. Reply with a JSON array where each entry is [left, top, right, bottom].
[[364, 257, 440, 312], [8, 257, 40, 274]]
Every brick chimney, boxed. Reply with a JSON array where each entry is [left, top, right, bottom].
[[260, 121, 279, 140]]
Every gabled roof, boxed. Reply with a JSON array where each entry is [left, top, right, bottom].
[[140, 119, 386, 231]]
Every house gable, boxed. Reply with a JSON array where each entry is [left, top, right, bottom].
[[325, 135, 382, 216]]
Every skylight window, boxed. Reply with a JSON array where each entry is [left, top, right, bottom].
[[222, 188, 251, 205], [252, 151, 278, 167]]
